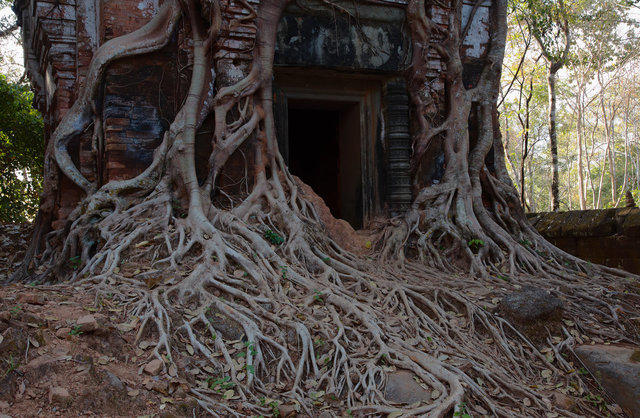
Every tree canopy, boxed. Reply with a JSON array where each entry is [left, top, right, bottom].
[[0, 74, 44, 222]]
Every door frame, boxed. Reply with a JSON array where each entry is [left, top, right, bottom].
[[274, 68, 384, 227]]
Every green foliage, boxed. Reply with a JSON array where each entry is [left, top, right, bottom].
[[69, 256, 82, 270], [453, 403, 472, 417], [263, 229, 284, 245], [584, 393, 610, 414], [0, 74, 44, 222], [69, 325, 83, 336], [244, 341, 257, 356], [511, 0, 575, 63], [468, 238, 485, 253], [207, 375, 236, 392], [2, 355, 18, 378]]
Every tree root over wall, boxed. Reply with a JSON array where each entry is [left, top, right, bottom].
[[8, 0, 640, 416]]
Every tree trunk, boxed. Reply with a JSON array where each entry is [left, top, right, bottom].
[[576, 78, 586, 209], [9, 0, 638, 415], [548, 66, 560, 211]]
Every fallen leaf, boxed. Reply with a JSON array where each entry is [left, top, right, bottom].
[[223, 389, 235, 400], [541, 369, 552, 379], [309, 390, 325, 400], [431, 389, 441, 399], [523, 398, 531, 407], [128, 389, 140, 397], [186, 344, 194, 355], [169, 364, 178, 377]]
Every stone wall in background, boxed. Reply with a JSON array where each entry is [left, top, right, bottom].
[[528, 208, 640, 274]]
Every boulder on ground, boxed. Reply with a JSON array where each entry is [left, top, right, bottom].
[[144, 359, 164, 375], [384, 370, 431, 405], [49, 386, 71, 405], [17, 293, 46, 306], [55, 327, 71, 340], [500, 286, 563, 323], [76, 315, 100, 333], [575, 344, 640, 416]]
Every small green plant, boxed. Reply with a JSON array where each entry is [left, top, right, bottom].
[[2, 355, 18, 378], [468, 238, 485, 253], [453, 403, 472, 418], [69, 256, 81, 270], [263, 229, 284, 245], [269, 400, 280, 417], [244, 341, 257, 356], [313, 290, 323, 303], [245, 364, 255, 375], [69, 325, 84, 336], [584, 394, 609, 414], [9, 304, 22, 315], [207, 376, 236, 392], [280, 265, 288, 279], [171, 198, 188, 218], [519, 238, 532, 247]]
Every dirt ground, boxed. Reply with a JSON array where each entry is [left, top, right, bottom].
[[0, 224, 210, 417]]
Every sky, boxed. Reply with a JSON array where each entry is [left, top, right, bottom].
[[0, 5, 24, 80]]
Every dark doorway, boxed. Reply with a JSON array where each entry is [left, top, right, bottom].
[[286, 100, 363, 228]]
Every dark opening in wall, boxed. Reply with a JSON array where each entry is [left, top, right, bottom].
[[286, 100, 363, 228]]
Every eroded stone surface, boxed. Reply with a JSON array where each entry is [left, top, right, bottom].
[[384, 370, 431, 405], [500, 286, 563, 323], [49, 387, 71, 405], [144, 359, 163, 376], [575, 344, 640, 416]]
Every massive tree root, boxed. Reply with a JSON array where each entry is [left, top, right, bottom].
[[8, 0, 640, 416]]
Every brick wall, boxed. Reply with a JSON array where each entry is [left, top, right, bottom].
[[528, 208, 640, 274], [15, 0, 495, 226]]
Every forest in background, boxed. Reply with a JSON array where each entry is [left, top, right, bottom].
[[501, 0, 640, 211], [1, 0, 640, 221]]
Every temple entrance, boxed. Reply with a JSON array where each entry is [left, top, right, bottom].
[[273, 68, 411, 229], [286, 99, 363, 228]]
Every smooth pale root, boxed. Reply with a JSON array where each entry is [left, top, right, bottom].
[[13, 0, 639, 416]]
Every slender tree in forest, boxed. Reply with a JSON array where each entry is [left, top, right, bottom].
[[7, 0, 640, 415], [514, 0, 572, 211]]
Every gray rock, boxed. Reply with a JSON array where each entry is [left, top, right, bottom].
[[104, 371, 125, 391], [207, 308, 244, 341], [384, 370, 431, 405], [76, 315, 100, 333], [144, 359, 163, 375], [575, 344, 640, 417], [49, 387, 71, 405], [500, 286, 563, 323]]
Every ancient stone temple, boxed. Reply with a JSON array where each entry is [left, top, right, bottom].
[[15, 0, 492, 229]]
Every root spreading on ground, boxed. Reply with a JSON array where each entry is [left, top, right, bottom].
[[8, 0, 640, 416]]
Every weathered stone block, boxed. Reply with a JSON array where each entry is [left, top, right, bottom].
[[575, 345, 640, 416]]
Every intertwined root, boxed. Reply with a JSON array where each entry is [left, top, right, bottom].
[[12, 0, 640, 415], [32, 167, 636, 417]]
